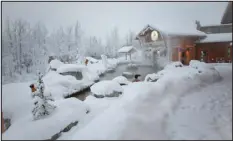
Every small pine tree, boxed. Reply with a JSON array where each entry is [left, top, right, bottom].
[[32, 72, 56, 120]]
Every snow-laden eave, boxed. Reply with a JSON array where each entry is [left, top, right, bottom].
[[196, 33, 232, 44], [118, 46, 136, 53], [136, 24, 206, 40]]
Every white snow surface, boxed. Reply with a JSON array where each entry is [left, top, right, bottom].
[[2, 81, 89, 140], [43, 71, 94, 99], [90, 80, 123, 95], [112, 76, 131, 85], [57, 64, 86, 74], [68, 62, 231, 140], [198, 33, 232, 43], [86, 57, 98, 63], [49, 59, 64, 70], [118, 46, 134, 53], [164, 61, 183, 69]]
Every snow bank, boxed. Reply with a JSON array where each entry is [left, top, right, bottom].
[[112, 76, 131, 85], [3, 98, 89, 140], [69, 62, 223, 140], [144, 73, 160, 82], [2, 81, 89, 140], [90, 80, 123, 97], [86, 57, 98, 63], [57, 64, 86, 74], [43, 71, 93, 99], [164, 61, 183, 69]]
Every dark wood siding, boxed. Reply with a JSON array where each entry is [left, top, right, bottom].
[[195, 42, 232, 63]]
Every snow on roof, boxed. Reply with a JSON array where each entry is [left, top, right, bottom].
[[137, 24, 206, 38], [118, 46, 135, 53], [200, 23, 232, 27], [197, 33, 232, 43], [57, 64, 86, 73]]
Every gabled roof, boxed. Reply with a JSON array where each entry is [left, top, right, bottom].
[[118, 46, 136, 53], [221, 2, 232, 24], [136, 24, 206, 39]]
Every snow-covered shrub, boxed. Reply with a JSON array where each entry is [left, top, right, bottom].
[[127, 63, 138, 69], [90, 80, 123, 98], [32, 72, 56, 120], [112, 76, 130, 85]]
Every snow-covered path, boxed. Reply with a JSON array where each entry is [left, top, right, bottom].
[[167, 65, 232, 140]]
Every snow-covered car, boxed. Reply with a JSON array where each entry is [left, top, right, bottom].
[[90, 80, 123, 98], [43, 64, 99, 99]]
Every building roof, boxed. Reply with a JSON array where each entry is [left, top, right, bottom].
[[118, 46, 135, 53], [136, 24, 206, 38], [197, 33, 232, 43], [221, 2, 232, 24]]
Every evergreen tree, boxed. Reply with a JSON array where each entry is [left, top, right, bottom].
[[32, 72, 56, 120]]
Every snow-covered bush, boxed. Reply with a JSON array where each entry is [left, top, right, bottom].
[[90, 80, 123, 98], [112, 76, 130, 85], [32, 72, 56, 120]]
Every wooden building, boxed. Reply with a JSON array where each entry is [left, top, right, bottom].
[[135, 2, 232, 65], [195, 2, 232, 63], [135, 24, 206, 65]]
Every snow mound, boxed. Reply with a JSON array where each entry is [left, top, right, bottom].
[[57, 64, 86, 74], [112, 76, 130, 85], [2, 81, 89, 140], [164, 61, 183, 69], [144, 73, 160, 82], [86, 57, 98, 63], [122, 72, 134, 78], [3, 98, 89, 140], [43, 71, 93, 99], [189, 60, 214, 70], [49, 59, 64, 70], [90, 80, 123, 97]]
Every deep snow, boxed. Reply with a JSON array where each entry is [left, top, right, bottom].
[[66, 62, 231, 140]]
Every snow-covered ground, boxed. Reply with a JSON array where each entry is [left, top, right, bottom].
[[2, 60, 232, 140], [62, 62, 231, 140], [2, 82, 90, 140]]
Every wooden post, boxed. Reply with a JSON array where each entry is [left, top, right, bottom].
[[2, 112, 4, 133]]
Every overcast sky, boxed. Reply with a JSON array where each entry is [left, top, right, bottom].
[[2, 2, 228, 42]]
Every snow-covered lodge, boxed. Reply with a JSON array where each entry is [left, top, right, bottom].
[[135, 2, 232, 65]]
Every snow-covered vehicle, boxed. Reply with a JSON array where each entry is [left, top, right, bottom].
[[43, 64, 99, 99], [90, 80, 123, 98]]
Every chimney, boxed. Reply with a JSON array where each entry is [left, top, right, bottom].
[[195, 20, 201, 30]]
